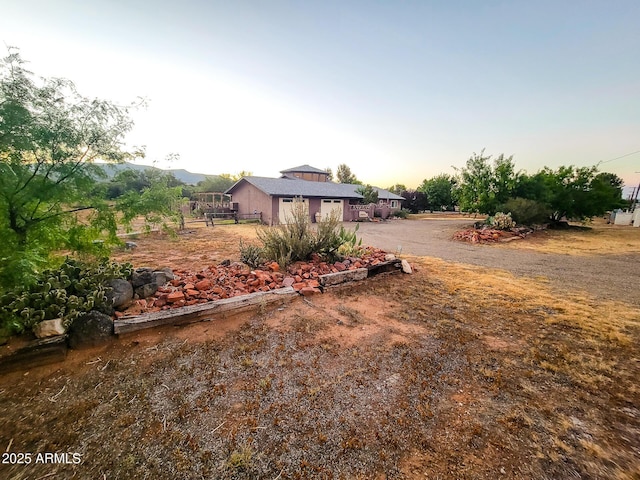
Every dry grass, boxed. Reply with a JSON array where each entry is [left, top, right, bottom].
[[503, 217, 640, 256], [1, 223, 638, 479]]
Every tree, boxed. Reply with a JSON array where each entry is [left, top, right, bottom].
[[335, 163, 361, 184], [356, 184, 379, 204], [324, 167, 333, 181], [0, 49, 181, 288], [387, 184, 406, 195], [539, 166, 624, 222], [456, 150, 518, 214], [418, 174, 457, 211], [401, 190, 429, 213]]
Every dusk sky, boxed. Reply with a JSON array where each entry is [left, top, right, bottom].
[[2, 1, 639, 192]]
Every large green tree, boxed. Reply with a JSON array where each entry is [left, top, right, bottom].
[[0, 50, 181, 287], [538, 166, 625, 222], [456, 150, 519, 215], [418, 174, 457, 211]]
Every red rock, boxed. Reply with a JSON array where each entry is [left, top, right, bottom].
[[212, 286, 224, 294], [294, 275, 303, 283], [300, 286, 321, 296], [183, 283, 195, 290], [114, 311, 124, 318], [307, 279, 320, 288], [292, 282, 307, 291], [334, 262, 346, 272], [282, 277, 295, 287], [167, 291, 185, 303], [185, 289, 199, 297], [195, 279, 212, 291], [269, 262, 280, 272], [260, 285, 271, 292], [170, 279, 182, 287], [185, 299, 199, 306]]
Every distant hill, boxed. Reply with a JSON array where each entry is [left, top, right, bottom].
[[98, 162, 208, 185]]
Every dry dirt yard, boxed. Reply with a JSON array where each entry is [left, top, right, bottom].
[[0, 218, 638, 479]]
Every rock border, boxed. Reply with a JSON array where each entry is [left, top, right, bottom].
[[0, 259, 408, 372]]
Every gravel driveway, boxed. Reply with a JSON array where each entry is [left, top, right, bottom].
[[355, 219, 640, 306]]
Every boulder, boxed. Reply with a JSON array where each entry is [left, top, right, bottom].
[[135, 283, 159, 299], [158, 267, 175, 280], [401, 259, 413, 274], [68, 311, 114, 349], [131, 268, 154, 288], [33, 318, 66, 339], [107, 278, 134, 309]]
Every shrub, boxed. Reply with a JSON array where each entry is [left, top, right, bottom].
[[256, 203, 363, 267], [501, 197, 551, 225], [239, 240, 264, 269], [257, 201, 315, 268], [487, 212, 515, 230], [393, 209, 409, 219], [0, 259, 133, 336]]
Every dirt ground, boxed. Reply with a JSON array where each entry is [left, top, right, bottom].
[[0, 218, 638, 479]]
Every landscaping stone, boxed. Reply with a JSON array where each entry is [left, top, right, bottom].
[[195, 279, 212, 291], [68, 311, 114, 349], [131, 268, 154, 288], [300, 286, 321, 296], [33, 318, 66, 339], [401, 259, 413, 274], [107, 278, 134, 310], [158, 267, 175, 280], [167, 291, 185, 303], [135, 283, 158, 299]]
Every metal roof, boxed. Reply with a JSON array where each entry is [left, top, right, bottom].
[[279, 165, 329, 175], [226, 176, 364, 199]]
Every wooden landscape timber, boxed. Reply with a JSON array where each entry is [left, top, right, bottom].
[[0, 336, 68, 374], [114, 286, 297, 334], [115, 259, 405, 334]]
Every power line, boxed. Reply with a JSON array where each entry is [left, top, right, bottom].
[[597, 150, 640, 165]]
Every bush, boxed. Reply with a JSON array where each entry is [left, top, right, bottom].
[[393, 209, 409, 219], [256, 203, 362, 267], [500, 197, 551, 225], [0, 259, 133, 336], [487, 212, 515, 230], [239, 240, 264, 269]]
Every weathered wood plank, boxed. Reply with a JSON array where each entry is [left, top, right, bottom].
[[319, 268, 369, 287], [114, 287, 297, 334], [0, 335, 68, 374]]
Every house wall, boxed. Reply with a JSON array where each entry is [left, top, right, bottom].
[[228, 183, 274, 224]]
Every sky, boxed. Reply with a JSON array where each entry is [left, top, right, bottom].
[[1, 0, 639, 194]]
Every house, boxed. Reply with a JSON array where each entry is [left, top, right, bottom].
[[225, 165, 404, 225]]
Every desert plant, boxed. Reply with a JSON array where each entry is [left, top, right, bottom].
[[393, 209, 410, 219], [487, 212, 516, 230], [0, 258, 132, 335], [257, 200, 315, 267], [256, 203, 364, 266], [239, 240, 264, 269]]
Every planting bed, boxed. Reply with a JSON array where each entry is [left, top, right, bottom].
[[118, 247, 394, 317]]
